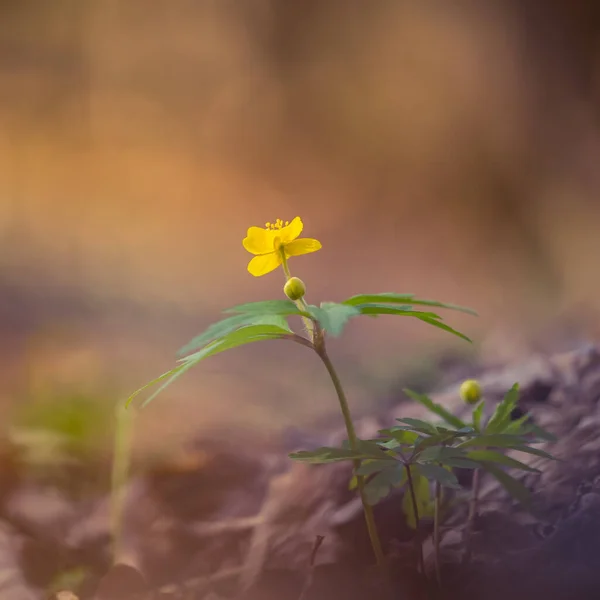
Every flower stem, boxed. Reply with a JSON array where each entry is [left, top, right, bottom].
[[280, 251, 314, 341], [316, 344, 387, 573], [405, 464, 425, 575], [433, 481, 442, 588], [463, 468, 481, 564]]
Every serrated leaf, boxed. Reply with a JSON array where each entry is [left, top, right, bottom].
[[178, 313, 292, 356], [418, 446, 468, 463], [395, 418, 439, 435], [414, 316, 472, 343], [504, 418, 557, 442], [417, 463, 461, 489], [502, 412, 529, 434], [486, 383, 520, 433], [138, 324, 293, 408], [511, 445, 558, 461], [224, 299, 307, 315], [403, 389, 467, 429], [340, 439, 390, 458], [472, 400, 485, 431], [356, 458, 397, 476], [482, 463, 531, 508], [288, 446, 365, 464], [307, 302, 361, 336], [356, 304, 443, 321], [456, 434, 529, 449], [378, 428, 420, 445], [342, 293, 478, 316], [125, 363, 190, 408], [413, 434, 455, 453], [441, 457, 480, 469], [364, 464, 407, 505], [466, 450, 540, 472]]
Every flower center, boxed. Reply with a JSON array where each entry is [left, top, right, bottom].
[[265, 219, 289, 231]]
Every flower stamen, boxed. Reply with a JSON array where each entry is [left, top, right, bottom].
[[265, 218, 287, 231]]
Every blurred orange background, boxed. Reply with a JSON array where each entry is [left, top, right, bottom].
[[2, 1, 600, 457]]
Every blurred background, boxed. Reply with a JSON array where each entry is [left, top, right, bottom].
[[2, 0, 600, 463]]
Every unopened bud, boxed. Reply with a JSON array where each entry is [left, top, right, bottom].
[[284, 277, 306, 301], [459, 379, 482, 405]]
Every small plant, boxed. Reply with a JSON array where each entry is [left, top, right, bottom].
[[125, 216, 556, 591]]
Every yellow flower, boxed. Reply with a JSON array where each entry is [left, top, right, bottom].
[[242, 217, 322, 277]]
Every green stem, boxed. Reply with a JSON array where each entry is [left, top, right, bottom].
[[405, 464, 425, 575], [316, 345, 386, 572], [463, 468, 481, 564], [434, 481, 442, 589], [110, 403, 135, 564], [280, 251, 315, 341]]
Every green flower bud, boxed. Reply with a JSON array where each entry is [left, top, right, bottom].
[[459, 379, 482, 405], [284, 277, 306, 301]]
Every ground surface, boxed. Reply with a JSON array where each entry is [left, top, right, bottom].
[[1, 340, 600, 599]]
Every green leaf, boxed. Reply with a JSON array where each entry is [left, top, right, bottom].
[[413, 433, 459, 453], [125, 363, 191, 408], [418, 446, 467, 463], [456, 434, 529, 449], [417, 463, 461, 489], [307, 302, 361, 336], [414, 316, 472, 343], [288, 447, 365, 464], [441, 457, 480, 469], [342, 293, 478, 316], [396, 418, 440, 435], [364, 464, 407, 505], [526, 423, 557, 442], [138, 324, 293, 408], [137, 360, 199, 409], [482, 463, 531, 508], [466, 450, 540, 472], [224, 299, 307, 315], [340, 439, 390, 457], [472, 400, 485, 431], [356, 459, 398, 476], [178, 313, 292, 356], [404, 389, 467, 429], [511, 445, 558, 461], [486, 384, 520, 433], [503, 417, 557, 442], [378, 428, 420, 445], [356, 304, 444, 320]]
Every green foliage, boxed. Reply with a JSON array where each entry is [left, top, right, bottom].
[[363, 463, 406, 505], [306, 302, 361, 336], [178, 310, 295, 356], [483, 463, 532, 507], [128, 321, 295, 407], [342, 293, 478, 316], [289, 445, 389, 464], [486, 384, 520, 433], [224, 299, 307, 316], [404, 388, 467, 429]]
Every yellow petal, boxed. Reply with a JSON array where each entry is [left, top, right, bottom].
[[247, 252, 282, 276], [278, 217, 303, 245], [243, 227, 277, 255], [284, 238, 322, 257]]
